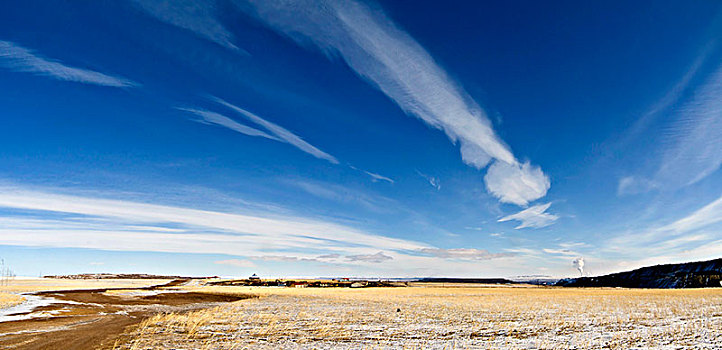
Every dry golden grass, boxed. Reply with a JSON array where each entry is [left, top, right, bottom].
[[118, 284, 722, 349], [0, 278, 172, 294], [0, 292, 24, 309]]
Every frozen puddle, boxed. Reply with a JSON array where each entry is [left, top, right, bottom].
[[0, 294, 84, 323]]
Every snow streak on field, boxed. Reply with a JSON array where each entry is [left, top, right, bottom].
[[122, 285, 722, 349]]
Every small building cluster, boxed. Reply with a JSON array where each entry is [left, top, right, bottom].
[[209, 276, 406, 288]]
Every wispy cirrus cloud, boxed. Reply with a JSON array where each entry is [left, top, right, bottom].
[[363, 170, 394, 184], [179, 107, 278, 140], [250, 254, 343, 263], [542, 248, 579, 257], [240, 0, 549, 206], [214, 259, 256, 268], [610, 239, 722, 275], [611, 43, 720, 196], [600, 193, 722, 273], [620, 44, 714, 147], [0, 40, 137, 87], [656, 194, 722, 235], [182, 98, 339, 164], [617, 176, 658, 196], [346, 251, 393, 263], [349, 165, 394, 184], [619, 57, 722, 195], [0, 187, 426, 256], [131, 0, 243, 52], [418, 248, 514, 261], [0, 181, 530, 275], [498, 203, 558, 229], [317, 254, 341, 260], [213, 97, 340, 164], [288, 179, 395, 214], [655, 62, 722, 188], [416, 170, 441, 190]]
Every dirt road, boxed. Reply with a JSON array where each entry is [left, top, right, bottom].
[[0, 280, 252, 350]]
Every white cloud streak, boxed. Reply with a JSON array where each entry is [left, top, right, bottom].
[[0, 188, 426, 255], [363, 170, 394, 184], [213, 97, 340, 164], [346, 251, 393, 263], [617, 176, 658, 196], [611, 240, 722, 274], [286, 179, 398, 215], [132, 0, 242, 52], [498, 203, 558, 229], [416, 170, 440, 190], [240, 0, 549, 205], [179, 107, 279, 140], [0, 40, 137, 87], [621, 45, 713, 145], [349, 166, 394, 184], [0, 186, 534, 275], [0, 184, 560, 277], [251, 255, 318, 262], [657, 194, 722, 235], [214, 259, 256, 268], [600, 193, 722, 274], [542, 248, 578, 257], [418, 248, 514, 260], [655, 62, 722, 187]]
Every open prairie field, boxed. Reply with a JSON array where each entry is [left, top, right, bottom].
[[117, 284, 722, 349], [1, 279, 720, 349]]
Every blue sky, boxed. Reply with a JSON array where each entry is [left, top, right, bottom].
[[1, 0, 722, 278]]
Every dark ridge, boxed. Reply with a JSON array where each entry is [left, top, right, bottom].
[[556, 258, 722, 288]]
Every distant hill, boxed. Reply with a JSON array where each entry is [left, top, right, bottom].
[[556, 258, 722, 288], [416, 277, 515, 284]]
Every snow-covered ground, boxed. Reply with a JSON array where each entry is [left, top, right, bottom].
[[120, 285, 722, 349], [0, 294, 83, 322]]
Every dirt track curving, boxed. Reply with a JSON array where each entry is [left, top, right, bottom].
[[0, 280, 252, 350]]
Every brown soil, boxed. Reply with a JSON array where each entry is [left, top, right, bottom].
[[0, 280, 253, 350]]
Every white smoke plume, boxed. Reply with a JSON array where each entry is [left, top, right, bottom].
[[572, 257, 585, 276]]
